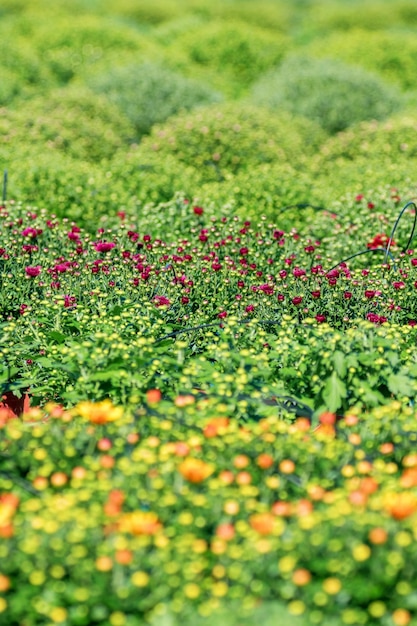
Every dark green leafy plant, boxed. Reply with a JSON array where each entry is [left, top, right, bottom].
[[88, 62, 222, 137], [170, 20, 289, 96], [251, 56, 403, 134], [303, 28, 417, 90]]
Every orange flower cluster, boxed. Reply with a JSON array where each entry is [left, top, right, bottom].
[[74, 400, 123, 425], [203, 417, 230, 438], [179, 457, 214, 483], [0, 493, 19, 538], [119, 511, 162, 536]]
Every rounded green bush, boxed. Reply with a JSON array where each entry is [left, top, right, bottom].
[[170, 20, 289, 96], [206, 1, 292, 33], [136, 103, 326, 184], [1, 86, 135, 163], [299, 0, 417, 36], [0, 30, 52, 104], [4, 150, 200, 227], [101, 0, 182, 24], [194, 163, 321, 223], [109, 148, 201, 205], [3, 154, 135, 225], [88, 62, 222, 137], [317, 114, 417, 162], [27, 15, 159, 83], [251, 56, 402, 134], [311, 156, 417, 206], [303, 28, 417, 91]]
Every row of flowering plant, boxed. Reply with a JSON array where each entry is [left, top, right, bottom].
[[1, 396, 417, 625], [2, 194, 417, 414]]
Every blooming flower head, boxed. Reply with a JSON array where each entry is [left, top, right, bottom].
[[203, 417, 230, 438], [93, 241, 116, 253], [74, 400, 123, 424], [154, 295, 171, 307], [25, 265, 41, 277], [64, 295, 77, 308], [367, 234, 395, 250], [249, 512, 277, 535], [179, 458, 214, 483], [21, 227, 40, 238], [0, 493, 19, 538], [119, 511, 162, 535]]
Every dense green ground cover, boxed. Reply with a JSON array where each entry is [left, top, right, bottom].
[[2, 0, 417, 624]]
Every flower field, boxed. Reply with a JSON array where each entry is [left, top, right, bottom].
[[3, 0, 417, 624]]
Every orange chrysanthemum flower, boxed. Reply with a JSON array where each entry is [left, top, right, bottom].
[[178, 458, 214, 483], [75, 400, 123, 425], [119, 511, 162, 536]]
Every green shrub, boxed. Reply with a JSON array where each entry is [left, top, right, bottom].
[[299, 0, 417, 36], [101, 0, 182, 24], [169, 20, 289, 97], [3, 155, 130, 224], [136, 103, 326, 184], [317, 115, 417, 162], [88, 62, 222, 137], [3, 151, 200, 226], [0, 67, 23, 106], [313, 157, 417, 210], [0, 0, 28, 16], [109, 149, 200, 206], [205, 0, 292, 33], [194, 163, 324, 224], [1, 86, 135, 163], [303, 28, 417, 91], [251, 56, 402, 134], [27, 15, 159, 83], [0, 30, 52, 104], [305, 115, 417, 200]]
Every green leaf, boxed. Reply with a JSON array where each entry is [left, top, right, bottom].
[[387, 373, 414, 397], [322, 371, 347, 413], [333, 350, 347, 377], [47, 331, 67, 344], [279, 367, 299, 380], [0, 366, 19, 383]]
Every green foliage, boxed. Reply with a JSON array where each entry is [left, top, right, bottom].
[[136, 103, 326, 184], [251, 56, 403, 134], [5, 1, 417, 625], [204, 1, 292, 33], [317, 114, 417, 163], [0, 28, 52, 105], [1, 86, 135, 163], [271, 322, 417, 415], [26, 15, 159, 83], [3, 155, 134, 223], [3, 396, 417, 625], [304, 28, 417, 91], [88, 62, 222, 137], [170, 20, 289, 96], [102, 0, 183, 24], [299, 0, 417, 36], [0, 0, 29, 16], [194, 163, 325, 225], [4, 152, 200, 223]]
